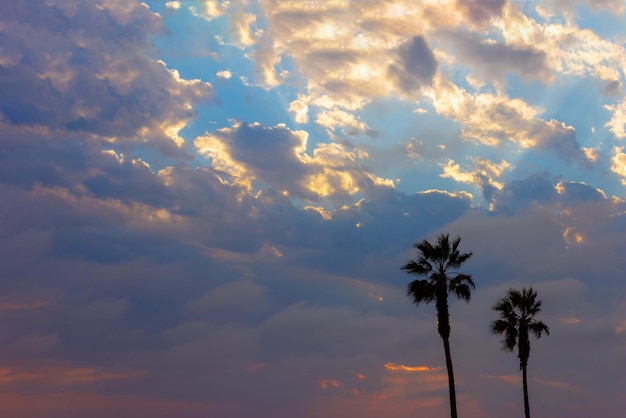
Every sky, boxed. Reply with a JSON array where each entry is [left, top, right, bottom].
[[0, 0, 625, 417]]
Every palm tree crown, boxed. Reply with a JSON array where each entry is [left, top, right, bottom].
[[402, 233, 475, 339], [491, 287, 550, 369]]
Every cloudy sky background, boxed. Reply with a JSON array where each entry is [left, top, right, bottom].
[[0, 0, 625, 417]]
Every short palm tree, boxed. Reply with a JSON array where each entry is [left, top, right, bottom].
[[491, 287, 550, 418], [402, 233, 474, 418]]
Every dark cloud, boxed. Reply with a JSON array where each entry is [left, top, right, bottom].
[[2, 156, 625, 418], [602, 79, 622, 97], [490, 171, 557, 213], [456, 0, 506, 25], [489, 172, 609, 214], [304, 49, 362, 73], [546, 0, 624, 15], [200, 122, 310, 188], [388, 36, 438, 92], [533, 119, 594, 166], [555, 181, 606, 203], [439, 30, 550, 81]]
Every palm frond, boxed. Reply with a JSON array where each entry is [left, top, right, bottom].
[[528, 321, 550, 338], [436, 234, 451, 263], [415, 239, 435, 258], [407, 279, 437, 305], [491, 319, 510, 335], [448, 236, 473, 268], [449, 274, 475, 302], [401, 259, 430, 276], [492, 297, 514, 315], [490, 319, 517, 351], [450, 273, 475, 288]]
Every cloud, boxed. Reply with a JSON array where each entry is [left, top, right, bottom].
[[216, 69, 233, 79], [250, 2, 453, 127], [315, 108, 374, 136], [605, 97, 626, 138], [499, 3, 626, 84], [0, 1, 624, 417], [602, 79, 622, 97], [1, 157, 624, 418], [194, 121, 310, 190], [190, 0, 226, 21], [555, 180, 606, 203], [186, 280, 271, 315], [0, 365, 144, 387], [229, 7, 258, 47], [194, 121, 394, 202], [384, 362, 441, 372], [611, 146, 626, 184], [289, 95, 310, 124], [489, 172, 610, 213], [428, 77, 596, 166], [206, 0, 625, 166], [456, 0, 506, 25], [0, 1, 212, 156], [257, 303, 415, 358], [441, 158, 512, 202], [540, 0, 625, 17], [387, 36, 438, 93], [165, 1, 181, 10], [438, 30, 550, 82], [253, 34, 282, 87]]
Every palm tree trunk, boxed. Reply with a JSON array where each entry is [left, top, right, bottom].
[[522, 364, 530, 418], [442, 336, 457, 418]]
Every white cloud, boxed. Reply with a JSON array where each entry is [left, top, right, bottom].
[[289, 96, 310, 124], [230, 9, 258, 47], [605, 97, 626, 139], [253, 34, 281, 87], [611, 146, 626, 184], [315, 108, 371, 135], [497, 3, 626, 84], [217, 69, 233, 79], [441, 157, 512, 204], [428, 76, 595, 165], [194, 0, 227, 20]]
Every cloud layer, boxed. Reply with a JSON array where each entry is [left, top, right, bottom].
[[0, 1, 624, 417]]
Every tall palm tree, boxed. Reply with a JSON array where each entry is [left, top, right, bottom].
[[402, 233, 474, 418], [491, 287, 550, 418]]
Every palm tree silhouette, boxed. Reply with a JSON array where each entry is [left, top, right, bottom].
[[491, 287, 550, 418], [402, 233, 474, 418]]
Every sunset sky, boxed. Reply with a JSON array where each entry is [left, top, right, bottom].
[[0, 1, 625, 417]]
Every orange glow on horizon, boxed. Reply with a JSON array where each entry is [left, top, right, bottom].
[[384, 362, 440, 372], [0, 365, 145, 386]]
